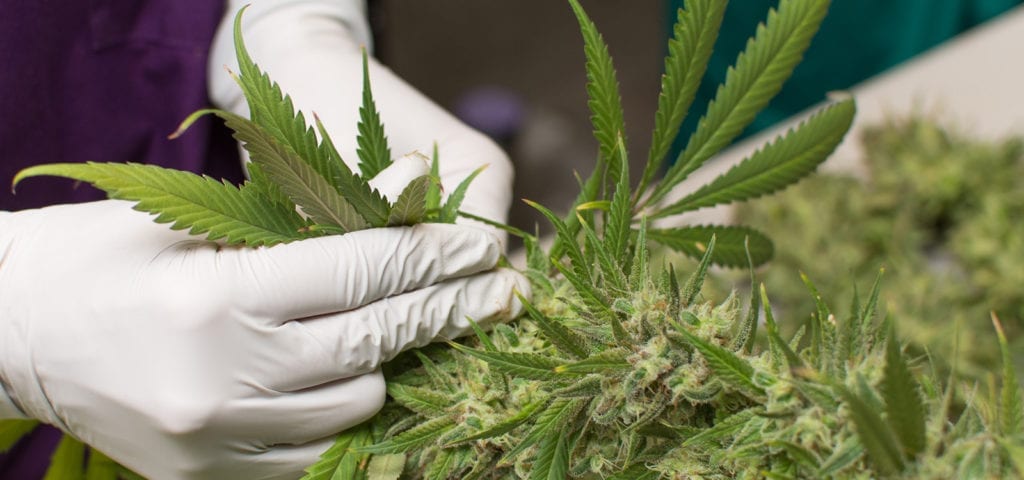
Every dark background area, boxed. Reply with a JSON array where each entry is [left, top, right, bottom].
[[371, 1, 666, 234]]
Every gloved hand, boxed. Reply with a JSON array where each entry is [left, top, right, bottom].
[[0, 159, 528, 479], [208, 0, 516, 239]]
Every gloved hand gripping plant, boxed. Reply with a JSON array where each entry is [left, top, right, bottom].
[[6, 0, 1023, 478]]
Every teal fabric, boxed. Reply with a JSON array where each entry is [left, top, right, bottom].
[[666, 0, 1022, 157]]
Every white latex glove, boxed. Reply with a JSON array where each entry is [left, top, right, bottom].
[[0, 160, 528, 479], [208, 0, 515, 236]]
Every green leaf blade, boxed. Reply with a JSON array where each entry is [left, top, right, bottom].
[[671, 319, 765, 397], [881, 332, 926, 458], [356, 49, 393, 179], [836, 384, 906, 475], [218, 111, 370, 233], [449, 343, 563, 381], [15, 163, 308, 246], [0, 419, 37, 453], [651, 0, 832, 206], [387, 176, 431, 226], [639, 0, 727, 197], [656, 98, 855, 217], [648, 225, 774, 268], [567, 0, 627, 183], [355, 417, 455, 454]]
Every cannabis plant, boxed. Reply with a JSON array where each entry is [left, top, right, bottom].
[[721, 118, 1024, 381], [5, 0, 1022, 478]]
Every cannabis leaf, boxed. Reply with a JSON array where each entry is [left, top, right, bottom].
[[356, 49, 393, 179], [637, 0, 727, 198], [647, 0, 832, 208], [14, 163, 309, 246]]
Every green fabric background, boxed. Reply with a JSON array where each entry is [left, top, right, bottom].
[[666, 0, 1022, 155]]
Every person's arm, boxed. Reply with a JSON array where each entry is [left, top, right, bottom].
[[208, 0, 515, 231]]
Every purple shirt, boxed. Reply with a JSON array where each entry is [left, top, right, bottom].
[[1, 0, 240, 477]]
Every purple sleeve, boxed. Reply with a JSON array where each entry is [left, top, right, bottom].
[[0, 0, 236, 477]]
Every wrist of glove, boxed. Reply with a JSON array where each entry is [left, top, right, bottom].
[[0, 160, 528, 479], [0, 211, 28, 420]]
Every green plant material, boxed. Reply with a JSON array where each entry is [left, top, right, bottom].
[[0, 419, 37, 453], [43, 435, 86, 480], [644, 0, 831, 209], [84, 450, 120, 480], [20, 0, 1024, 479], [386, 175, 431, 226], [356, 49, 393, 179], [14, 162, 309, 246], [726, 117, 1024, 381], [637, 0, 726, 199], [647, 224, 773, 268]]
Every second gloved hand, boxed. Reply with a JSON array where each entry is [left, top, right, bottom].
[[0, 175, 527, 479]]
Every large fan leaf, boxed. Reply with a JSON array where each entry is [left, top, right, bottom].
[[647, 225, 773, 268], [637, 0, 727, 197], [655, 98, 854, 217], [14, 163, 308, 246], [649, 0, 831, 206]]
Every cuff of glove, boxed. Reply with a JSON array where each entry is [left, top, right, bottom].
[[0, 378, 27, 419]]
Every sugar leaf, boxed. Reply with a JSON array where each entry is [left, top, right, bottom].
[[519, 292, 591, 359], [606, 136, 633, 262], [356, 49, 393, 179], [300, 424, 372, 480], [670, 318, 765, 397], [881, 329, 926, 458], [528, 432, 570, 480], [448, 343, 563, 381], [444, 399, 547, 446], [439, 165, 486, 223], [313, 114, 392, 227], [836, 384, 905, 475], [355, 417, 455, 454], [387, 175, 431, 226], [994, 314, 1023, 436], [366, 453, 405, 480], [386, 383, 449, 417], [500, 398, 585, 464], [554, 348, 631, 375]]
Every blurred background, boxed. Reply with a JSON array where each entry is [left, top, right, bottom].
[[369, 1, 664, 237]]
